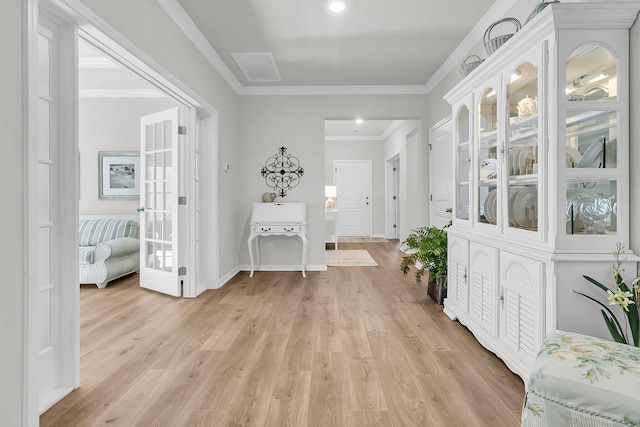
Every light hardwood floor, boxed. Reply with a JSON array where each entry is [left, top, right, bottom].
[[41, 241, 524, 426]]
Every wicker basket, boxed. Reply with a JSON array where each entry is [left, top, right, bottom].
[[457, 55, 484, 78], [524, 0, 559, 26], [484, 17, 521, 56]]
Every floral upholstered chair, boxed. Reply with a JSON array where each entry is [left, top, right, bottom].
[[522, 330, 640, 427]]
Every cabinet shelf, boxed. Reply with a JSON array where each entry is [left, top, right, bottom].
[[508, 174, 538, 185]]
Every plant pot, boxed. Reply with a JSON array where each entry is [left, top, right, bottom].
[[427, 276, 447, 305]]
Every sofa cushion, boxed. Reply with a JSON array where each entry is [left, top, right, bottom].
[[79, 246, 95, 265], [79, 218, 138, 247]]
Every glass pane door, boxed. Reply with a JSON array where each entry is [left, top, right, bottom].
[[456, 105, 471, 220], [506, 62, 539, 232]]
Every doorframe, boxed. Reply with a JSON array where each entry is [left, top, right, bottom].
[[25, 0, 220, 421], [333, 160, 373, 237], [385, 153, 400, 239]]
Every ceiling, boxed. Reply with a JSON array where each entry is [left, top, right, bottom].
[[79, 0, 529, 137], [154, 0, 528, 94], [173, 0, 496, 87]]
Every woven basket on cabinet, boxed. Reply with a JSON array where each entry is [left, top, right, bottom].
[[483, 17, 521, 56]]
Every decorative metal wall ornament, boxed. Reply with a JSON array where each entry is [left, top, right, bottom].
[[260, 146, 304, 198]]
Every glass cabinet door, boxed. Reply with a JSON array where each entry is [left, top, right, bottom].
[[564, 43, 619, 235], [456, 105, 471, 220], [477, 88, 498, 226], [506, 62, 539, 232]]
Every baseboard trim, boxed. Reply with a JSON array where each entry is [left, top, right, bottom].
[[217, 266, 240, 289], [238, 264, 327, 272]]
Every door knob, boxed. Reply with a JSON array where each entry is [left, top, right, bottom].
[[445, 208, 453, 213], [137, 207, 145, 212]]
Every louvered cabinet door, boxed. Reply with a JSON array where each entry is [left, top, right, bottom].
[[470, 242, 499, 337], [446, 235, 469, 315], [499, 251, 544, 368]]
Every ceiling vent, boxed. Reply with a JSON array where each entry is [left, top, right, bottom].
[[231, 52, 282, 82]]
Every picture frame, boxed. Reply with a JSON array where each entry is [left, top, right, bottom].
[[98, 151, 140, 199]]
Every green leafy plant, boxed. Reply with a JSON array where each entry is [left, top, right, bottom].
[[574, 242, 639, 347], [400, 223, 450, 285]]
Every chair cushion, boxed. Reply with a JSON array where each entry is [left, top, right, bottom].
[[522, 330, 640, 426], [79, 218, 138, 246], [79, 246, 95, 265]]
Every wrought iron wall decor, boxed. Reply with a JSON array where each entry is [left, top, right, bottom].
[[260, 146, 304, 198]]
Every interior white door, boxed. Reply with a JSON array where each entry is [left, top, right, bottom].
[[335, 161, 371, 236], [33, 13, 79, 414], [139, 108, 182, 296], [429, 118, 453, 228]]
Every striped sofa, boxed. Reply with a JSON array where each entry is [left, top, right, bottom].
[[79, 216, 140, 288]]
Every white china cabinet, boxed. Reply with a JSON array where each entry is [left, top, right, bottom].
[[443, 3, 640, 381]]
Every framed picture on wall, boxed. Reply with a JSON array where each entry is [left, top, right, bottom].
[[98, 151, 140, 199]]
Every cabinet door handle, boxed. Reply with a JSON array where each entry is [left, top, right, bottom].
[[499, 286, 505, 309]]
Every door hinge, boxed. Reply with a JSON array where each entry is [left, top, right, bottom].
[[393, 167, 397, 172], [178, 196, 187, 205], [178, 267, 187, 276], [178, 126, 187, 135], [429, 143, 432, 151], [430, 194, 433, 201]]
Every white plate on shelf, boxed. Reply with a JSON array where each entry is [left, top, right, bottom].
[[566, 146, 582, 168], [577, 137, 605, 168], [508, 186, 526, 225], [484, 189, 497, 224], [513, 188, 538, 229], [519, 147, 535, 175], [509, 147, 522, 175]]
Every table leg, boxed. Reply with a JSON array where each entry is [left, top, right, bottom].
[[300, 234, 308, 278], [248, 235, 256, 277]]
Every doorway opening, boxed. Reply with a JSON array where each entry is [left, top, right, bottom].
[[29, 2, 220, 418], [324, 118, 421, 245]]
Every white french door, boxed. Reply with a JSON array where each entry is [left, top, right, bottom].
[[335, 160, 372, 236], [139, 108, 183, 296], [31, 10, 79, 415]]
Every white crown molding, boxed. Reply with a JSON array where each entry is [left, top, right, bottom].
[[238, 85, 430, 96], [79, 88, 167, 98], [380, 120, 404, 139], [157, 0, 243, 93], [79, 57, 119, 69]]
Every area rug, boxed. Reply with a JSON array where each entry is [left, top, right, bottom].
[[338, 237, 388, 243], [326, 250, 378, 267]]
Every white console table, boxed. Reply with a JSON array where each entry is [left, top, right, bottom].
[[248, 202, 308, 278], [325, 209, 338, 250]]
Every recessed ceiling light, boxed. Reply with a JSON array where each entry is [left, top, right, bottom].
[[355, 118, 364, 124], [328, 0, 347, 13]]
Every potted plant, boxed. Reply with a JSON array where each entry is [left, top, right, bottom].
[[400, 222, 450, 304], [574, 242, 639, 346]]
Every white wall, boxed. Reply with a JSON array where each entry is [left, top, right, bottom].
[[79, 97, 176, 215], [383, 120, 423, 240], [325, 139, 386, 236], [239, 95, 428, 269], [0, 1, 25, 424]]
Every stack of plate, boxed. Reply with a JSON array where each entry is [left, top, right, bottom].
[[483, 189, 498, 224], [509, 146, 536, 175], [512, 187, 538, 229]]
